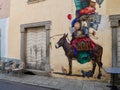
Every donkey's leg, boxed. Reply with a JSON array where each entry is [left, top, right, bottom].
[[91, 61, 96, 75], [97, 61, 103, 79], [85, 60, 96, 78], [97, 46, 103, 79], [68, 58, 72, 75]]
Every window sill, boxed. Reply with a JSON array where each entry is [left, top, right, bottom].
[[27, 0, 45, 4]]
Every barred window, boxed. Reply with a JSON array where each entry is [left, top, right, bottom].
[[28, 0, 45, 4]]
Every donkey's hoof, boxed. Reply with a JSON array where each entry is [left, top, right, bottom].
[[81, 70, 86, 77], [86, 70, 93, 78], [97, 74, 102, 79]]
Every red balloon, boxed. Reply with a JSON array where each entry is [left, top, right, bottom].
[[79, 6, 96, 15], [67, 14, 72, 20]]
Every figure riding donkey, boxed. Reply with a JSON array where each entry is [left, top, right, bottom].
[[55, 0, 104, 79]]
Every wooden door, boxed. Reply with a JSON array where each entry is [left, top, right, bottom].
[[25, 27, 46, 71]]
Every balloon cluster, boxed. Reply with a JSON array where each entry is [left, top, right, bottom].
[[67, 0, 104, 35]]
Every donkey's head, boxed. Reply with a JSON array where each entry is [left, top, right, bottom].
[[55, 33, 68, 49]]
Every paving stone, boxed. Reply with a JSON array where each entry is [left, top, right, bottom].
[[48, 81, 58, 86], [61, 83, 81, 90], [95, 87, 104, 90], [48, 78, 70, 89], [103, 86, 111, 90], [82, 81, 95, 90]]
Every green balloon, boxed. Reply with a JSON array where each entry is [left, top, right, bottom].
[[77, 51, 90, 64], [74, 0, 90, 10], [96, 0, 104, 8]]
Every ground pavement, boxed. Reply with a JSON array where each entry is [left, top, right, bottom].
[[0, 73, 118, 90], [0, 79, 54, 90]]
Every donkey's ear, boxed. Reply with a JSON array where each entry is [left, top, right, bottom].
[[66, 33, 68, 36], [65, 33, 68, 37]]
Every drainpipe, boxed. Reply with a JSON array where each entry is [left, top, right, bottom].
[[0, 29, 1, 61]]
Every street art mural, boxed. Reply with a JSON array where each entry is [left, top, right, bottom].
[[55, 0, 104, 79]]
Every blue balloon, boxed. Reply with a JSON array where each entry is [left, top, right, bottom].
[[71, 18, 77, 27]]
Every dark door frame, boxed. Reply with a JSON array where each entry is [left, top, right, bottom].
[[109, 14, 120, 67], [109, 15, 120, 83], [20, 21, 51, 75]]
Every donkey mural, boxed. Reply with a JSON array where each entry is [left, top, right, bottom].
[[55, 34, 103, 79]]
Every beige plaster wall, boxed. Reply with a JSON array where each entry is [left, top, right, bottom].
[[107, 0, 120, 15], [0, 0, 10, 18]]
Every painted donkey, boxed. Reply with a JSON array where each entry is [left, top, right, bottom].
[[55, 34, 103, 79]]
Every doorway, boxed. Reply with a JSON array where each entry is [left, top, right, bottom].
[[25, 27, 46, 71], [20, 21, 51, 75]]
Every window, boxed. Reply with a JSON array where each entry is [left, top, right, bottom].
[[28, 0, 45, 4]]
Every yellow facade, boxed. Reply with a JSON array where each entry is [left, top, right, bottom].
[[8, 0, 120, 81]]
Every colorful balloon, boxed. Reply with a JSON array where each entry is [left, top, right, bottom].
[[96, 0, 104, 8], [74, 0, 82, 10], [71, 18, 77, 27], [67, 14, 72, 20], [79, 6, 96, 15], [74, 0, 90, 10]]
